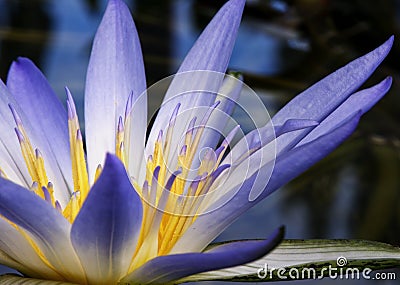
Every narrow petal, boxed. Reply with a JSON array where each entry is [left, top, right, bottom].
[[275, 119, 319, 137], [177, 0, 245, 73], [182, 239, 400, 282], [0, 178, 85, 283], [85, 0, 146, 180], [144, 0, 245, 181], [228, 36, 393, 160], [196, 73, 243, 154], [71, 154, 142, 284], [171, 112, 361, 253], [210, 118, 319, 207], [271, 36, 393, 153], [122, 227, 284, 284], [0, 80, 30, 186], [223, 118, 319, 164], [0, 218, 63, 280], [7, 57, 72, 204], [298, 76, 392, 146]]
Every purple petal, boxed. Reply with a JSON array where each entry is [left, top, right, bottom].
[[85, 0, 146, 180], [0, 178, 85, 282], [0, 81, 32, 186], [6, 57, 72, 204], [171, 112, 361, 253], [178, 0, 245, 73], [145, 0, 245, 180], [71, 154, 143, 284], [298, 77, 392, 146], [262, 112, 361, 198], [223, 118, 318, 167], [275, 119, 319, 137], [271, 36, 393, 153], [122, 227, 283, 284]]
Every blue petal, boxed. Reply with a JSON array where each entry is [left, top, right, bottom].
[[261, 112, 362, 198], [271, 36, 393, 153], [298, 77, 392, 146], [0, 178, 85, 282], [7, 57, 72, 204], [275, 119, 319, 137], [229, 37, 393, 161], [85, 0, 146, 180], [170, 112, 361, 253], [71, 154, 143, 284], [0, 81, 30, 185], [178, 0, 245, 73], [145, 0, 245, 179], [122, 227, 284, 284]]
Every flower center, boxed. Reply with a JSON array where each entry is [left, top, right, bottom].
[[3, 91, 235, 271]]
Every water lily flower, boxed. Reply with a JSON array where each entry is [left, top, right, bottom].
[[0, 0, 395, 284]]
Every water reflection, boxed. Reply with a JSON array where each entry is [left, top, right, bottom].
[[0, 0, 399, 283], [172, 0, 308, 75], [0, 0, 50, 79]]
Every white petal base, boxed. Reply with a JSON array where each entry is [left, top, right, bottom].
[[0, 275, 77, 285]]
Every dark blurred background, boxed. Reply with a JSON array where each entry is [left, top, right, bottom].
[[0, 0, 399, 284]]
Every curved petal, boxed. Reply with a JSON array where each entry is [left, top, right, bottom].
[[171, 112, 362, 254], [145, 0, 245, 178], [121, 226, 283, 284], [228, 36, 393, 159], [0, 178, 85, 283], [298, 76, 392, 146], [218, 77, 391, 203], [85, 0, 146, 181], [146, 73, 245, 186], [0, 81, 30, 186], [7, 57, 72, 204], [0, 218, 62, 280], [271, 36, 393, 153], [177, 0, 245, 74], [71, 154, 142, 284]]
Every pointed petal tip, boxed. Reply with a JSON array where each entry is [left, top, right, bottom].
[[388, 34, 394, 45], [227, 0, 246, 11], [106, 0, 130, 13], [275, 225, 285, 241], [103, 153, 129, 178], [8, 58, 39, 79], [176, 0, 245, 73], [370, 76, 393, 96], [382, 75, 393, 88], [104, 152, 121, 166], [64, 86, 72, 99], [13, 56, 29, 66], [377, 35, 394, 56], [220, 0, 246, 21], [8, 57, 32, 81], [260, 225, 285, 253]]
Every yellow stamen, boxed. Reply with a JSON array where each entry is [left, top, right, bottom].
[[75, 130, 89, 203], [0, 167, 7, 179], [34, 149, 48, 188], [94, 164, 103, 182], [115, 117, 126, 165], [67, 92, 90, 210], [63, 192, 81, 223]]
